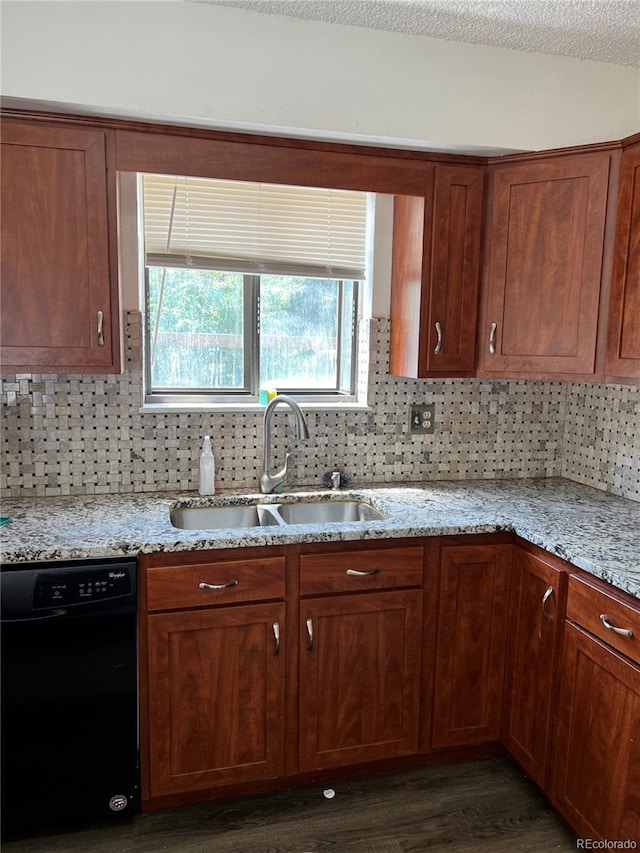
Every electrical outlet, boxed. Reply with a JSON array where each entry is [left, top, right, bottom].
[[410, 404, 435, 434]]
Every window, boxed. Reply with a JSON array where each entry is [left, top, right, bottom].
[[141, 175, 367, 406]]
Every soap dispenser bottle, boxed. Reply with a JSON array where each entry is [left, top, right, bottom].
[[198, 435, 216, 495]]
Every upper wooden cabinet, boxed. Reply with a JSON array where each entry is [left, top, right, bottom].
[[606, 139, 640, 382], [390, 163, 485, 377], [0, 120, 122, 373], [479, 151, 613, 378]]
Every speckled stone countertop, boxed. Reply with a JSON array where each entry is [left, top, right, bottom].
[[1, 477, 639, 598]]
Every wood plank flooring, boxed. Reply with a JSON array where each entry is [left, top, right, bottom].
[[3, 757, 577, 852]]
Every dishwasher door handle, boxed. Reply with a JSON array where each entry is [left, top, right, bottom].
[[1, 609, 67, 623]]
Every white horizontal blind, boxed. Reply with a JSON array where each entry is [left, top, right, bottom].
[[142, 174, 367, 279]]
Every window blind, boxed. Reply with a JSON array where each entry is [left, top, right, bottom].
[[142, 174, 368, 279]]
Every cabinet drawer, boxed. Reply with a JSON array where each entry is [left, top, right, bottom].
[[300, 547, 423, 596], [567, 574, 640, 665], [146, 557, 286, 612]]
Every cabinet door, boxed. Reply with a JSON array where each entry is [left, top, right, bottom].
[[299, 590, 422, 771], [551, 623, 640, 842], [389, 163, 484, 378], [0, 120, 119, 372], [427, 164, 484, 374], [502, 549, 566, 789], [432, 544, 511, 748], [481, 153, 610, 376], [607, 141, 640, 380], [147, 602, 285, 798]]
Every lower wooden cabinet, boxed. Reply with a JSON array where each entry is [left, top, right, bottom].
[[432, 542, 511, 748], [502, 547, 567, 789], [550, 574, 640, 842], [139, 537, 640, 841], [298, 589, 422, 772], [147, 601, 286, 798], [551, 622, 640, 842]]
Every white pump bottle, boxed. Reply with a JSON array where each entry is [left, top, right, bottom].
[[198, 435, 216, 495]]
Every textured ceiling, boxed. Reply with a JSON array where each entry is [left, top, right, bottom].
[[208, 0, 640, 68]]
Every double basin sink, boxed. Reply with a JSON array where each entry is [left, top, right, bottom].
[[171, 498, 385, 530]]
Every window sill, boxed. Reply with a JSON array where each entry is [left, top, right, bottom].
[[139, 402, 372, 415]]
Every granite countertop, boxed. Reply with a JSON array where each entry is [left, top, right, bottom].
[[1, 477, 639, 599]]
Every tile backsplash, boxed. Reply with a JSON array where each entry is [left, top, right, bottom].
[[1, 312, 639, 501]]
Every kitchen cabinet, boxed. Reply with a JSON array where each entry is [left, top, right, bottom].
[[142, 552, 287, 799], [606, 138, 640, 381], [390, 163, 485, 378], [431, 542, 511, 748], [551, 574, 640, 842], [502, 546, 567, 790], [0, 119, 122, 373], [298, 546, 423, 771], [479, 151, 612, 378]]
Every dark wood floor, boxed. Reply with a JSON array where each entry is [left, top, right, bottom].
[[3, 757, 577, 853]]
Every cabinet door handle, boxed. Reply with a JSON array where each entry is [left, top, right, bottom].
[[97, 311, 105, 347], [600, 614, 634, 638], [346, 567, 381, 577], [306, 618, 314, 654], [489, 322, 497, 355], [198, 579, 239, 590], [434, 321, 442, 355], [541, 585, 554, 623], [273, 622, 280, 658]]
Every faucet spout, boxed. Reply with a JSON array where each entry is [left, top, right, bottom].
[[260, 394, 310, 494]]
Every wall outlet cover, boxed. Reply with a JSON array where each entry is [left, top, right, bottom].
[[410, 404, 435, 434]]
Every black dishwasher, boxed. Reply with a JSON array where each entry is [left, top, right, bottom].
[[1, 556, 139, 838]]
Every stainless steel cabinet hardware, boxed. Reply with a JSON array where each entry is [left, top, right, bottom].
[[434, 321, 442, 355], [306, 618, 314, 654], [600, 614, 634, 638], [198, 579, 239, 590], [97, 311, 105, 347], [273, 622, 280, 658], [489, 322, 497, 355], [541, 585, 554, 623], [346, 567, 381, 577]]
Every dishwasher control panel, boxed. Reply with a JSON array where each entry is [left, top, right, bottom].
[[33, 567, 133, 608]]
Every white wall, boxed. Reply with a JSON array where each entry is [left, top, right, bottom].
[[2, 1, 638, 153]]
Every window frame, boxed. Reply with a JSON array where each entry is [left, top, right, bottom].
[[143, 267, 360, 407]]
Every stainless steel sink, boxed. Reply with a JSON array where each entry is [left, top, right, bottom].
[[276, 500, 385, 524], [170, 505, 281, 530], [170, 498, 385, 530]]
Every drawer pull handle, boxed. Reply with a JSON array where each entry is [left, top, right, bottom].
[[306, 618, 313, 654], [489, 322, 497, 355], [346, 567, 381, 577], [198, 579, 239, 591], [434, 321, 443, 355], [541, 585, 554, 623], [273, 622, 280, 658], [97, 311, 105, 347], [600, 614, 634, 638]]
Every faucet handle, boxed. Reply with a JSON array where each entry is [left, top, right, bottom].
[[331, 471, 341, 490]]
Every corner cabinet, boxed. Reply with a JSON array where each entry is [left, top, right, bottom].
[[0, 119, 122, 373], [431, 541, 511, 748], [390, 163, 485, 377], [606, 139, 640, 381], [479, 151, 613, 379]]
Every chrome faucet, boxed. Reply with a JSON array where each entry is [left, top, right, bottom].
[[260, 394, 310, 494]]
